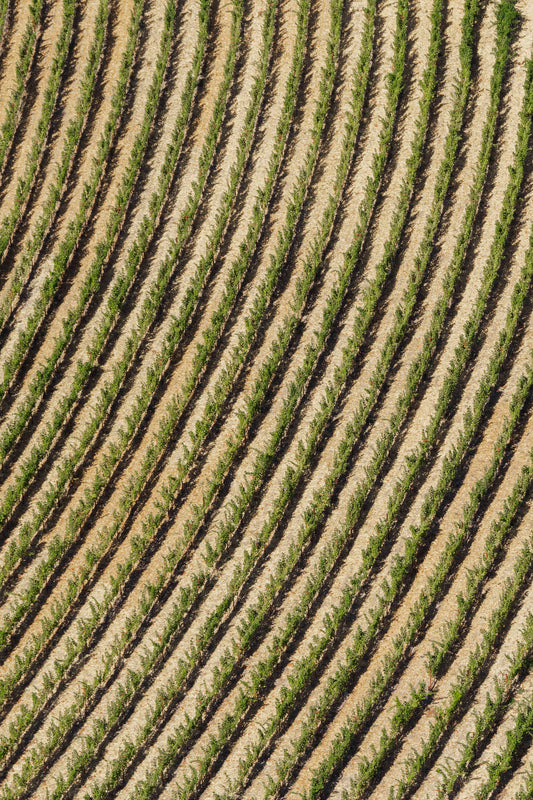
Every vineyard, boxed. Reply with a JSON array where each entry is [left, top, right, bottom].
[[0, 0, 532, 797]]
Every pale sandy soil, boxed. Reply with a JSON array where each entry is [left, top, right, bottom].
[[167, 0, 444, 793], [352, 276, 533, 797], [329, 38, 533, 800], [208, 0, 462, 795], [65, 0, 401, 793], [0, 3, 340, 796], [411, 572, 533, 800], [496, 739, 533, 799], [0, 0, 136, 389], [0, 0, 252, 639], [160, 0, 397, 620], [0, 6, 208, 572], [0, 0, 235, 588], [0, 2, 34, 142], [0, 0, 71, 306], [453, 673, 533, 800], [0, 0, 104, 243], [0, 0, 206, 692], [0, 0, 247, 692], [2, 1, 533, 799], [0, 0, 165, 448], [286, 27, 533, 800], [0, 0, 322, 780], [0, 3, 278, 796], [231, 0, 532, 794], [362, 255, 533, 800], [0, 0, 228, 708], [47, 1, 324, 796], [340, 346, 533, 799], [0, 0, 107, 422], [0, 0, 291, 690], [0, 0, 148, 589]]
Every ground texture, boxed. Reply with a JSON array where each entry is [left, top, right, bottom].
[[0, 0, 532, 798]]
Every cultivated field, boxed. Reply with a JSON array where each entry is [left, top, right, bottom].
[[0, 0, 532, 797]]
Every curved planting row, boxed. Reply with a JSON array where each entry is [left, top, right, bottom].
[[0, 1, 533, 799]]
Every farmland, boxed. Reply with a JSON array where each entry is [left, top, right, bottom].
[[0, 0, 532, 797]]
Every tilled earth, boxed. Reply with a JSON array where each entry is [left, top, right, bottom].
[[0, 0, 532, 799]]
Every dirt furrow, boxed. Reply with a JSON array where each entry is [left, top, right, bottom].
[[0, 0, 358, 788], [0, 0, 274, 713], [0, 0, 180, 454], [0, 1, 282, 792], [131, 0, 398, 645], [288, 0, 499, 629], [1, 2, 532, 800], [0, 0, 76, 320], [328, 311, 533, 798], [0, 0, 210, 590], [0, 1, 43, 186], [1, 3, 336, 796], [0, 0, 106, 295], [0, 0, 144, 411], [496, 739, 533, 799], [231, 6, 531, 794], [0, 0, 232, 675], [338, 208, 533, 800], [0, 0, 282, 788], [51, 0, 512, 792], [0, 3, 249, 744], [1, 2, 150, 580], [0, 2, 35, 142], [285, 181, 530, 800], [146, 0, 445, 791], [0, 0, 263, 638], [0, 0, 247, 578], [452, 673, 533, 800], [18, 3, 400, 796], [0, 0, 167, 498], [409, 563, 533, 800], [288, 488, 533, 800]]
